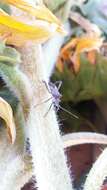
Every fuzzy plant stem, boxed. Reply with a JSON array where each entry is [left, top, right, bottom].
[[43, 34, 65, 79], [83, 147, 107, 190], [11, 0, 73, 188], [0, 50, 32, 189], [0, 154, 32, 190], [0, 125, 32, 190], [43, 23, 70, 79], [62, 132, 107, 148], [20, 43, 72, 190], [1, 156, 24, 190], [0, 62, 32, 118]]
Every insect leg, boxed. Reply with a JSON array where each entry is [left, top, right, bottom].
[[35, 97, 52, 107], [54, 81, 62, 90], [42, 80, 51, 94], [59, 105, 79, 119], [44, 103, 53, 117]]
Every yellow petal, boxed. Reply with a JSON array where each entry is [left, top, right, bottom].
[[3, 0, 65, 34], [0, 97, 16, 144], [0, 9, 57, 46]]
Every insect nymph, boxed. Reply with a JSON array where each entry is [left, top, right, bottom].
[[43, 80, 78, 118]]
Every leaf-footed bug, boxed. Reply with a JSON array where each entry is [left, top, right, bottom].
[[43, 80, 78, 119]]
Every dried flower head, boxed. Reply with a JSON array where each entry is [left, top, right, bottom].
[[57, 36, 103, 72]]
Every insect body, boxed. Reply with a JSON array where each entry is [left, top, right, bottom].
[[48, 81, 62, 111], [43, 80, 78, 119]]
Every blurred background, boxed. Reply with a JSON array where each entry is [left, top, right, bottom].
[[23, 0, 107, 189], [1, 0, 107, 189]]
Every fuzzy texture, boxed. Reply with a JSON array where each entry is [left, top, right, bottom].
[[14, 170, 32, 190], [0, 62, 32, 117], [20, 44, 73, 190], [43, 34, 65, 79], [83, 148, 107, 190], [11, 1, 73, 190], [0, 153, 32, 190], [63, 132, 107, 148], [0, 156, 24, 190], [0, 125, 32, 190], [43, 23, 70, 79]]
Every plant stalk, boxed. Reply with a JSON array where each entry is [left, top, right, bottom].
[[10, 0, 73, 189]]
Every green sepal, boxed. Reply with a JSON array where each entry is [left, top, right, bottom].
[[0, 2, 11, 14], [44, 0, 66, 11], [53, 53, 107, 103], [0, 87, 19, 113], [0, 42, 21, 66], [0, 62, 30, 116]]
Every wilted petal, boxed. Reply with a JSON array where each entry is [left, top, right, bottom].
[[57, 36, 103, 73], [76, 37, 103, 53], [0, 8, 58, 46], [3, 0, 65, 34], [0, 97, 16, 144]]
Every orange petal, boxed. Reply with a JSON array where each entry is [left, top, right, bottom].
[[71, 53, 80, 73], [0, 97, 16, 144], [56, 58, 64, 72], [61, 38, 79, 55], [87, 50, 96, 65]]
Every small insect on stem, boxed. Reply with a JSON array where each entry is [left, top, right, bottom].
[[43, 80, 78, 119]]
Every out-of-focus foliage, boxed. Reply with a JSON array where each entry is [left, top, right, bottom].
[[44, 0, 66, 11], [78, 0, 107, 35], [0, 2, 11, 14], [53, 0, 107, 104], [54, 53, 107, 102]]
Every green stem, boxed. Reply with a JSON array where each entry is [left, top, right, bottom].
[[0, 62, 32, 118]]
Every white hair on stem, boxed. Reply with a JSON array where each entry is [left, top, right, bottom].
[[43, 34, 65, 79], [19, 43, 73, 190], [12, 0, 73, 188], [0, 154, 32, 190], [0, 156, 24, 190], [62, 132, 107, 148], [83, 147, 107, 190], [43, 22, 70, 79], [0, 126, 32, 190]]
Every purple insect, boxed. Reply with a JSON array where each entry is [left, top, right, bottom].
[[43, 80, 78, 118]]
